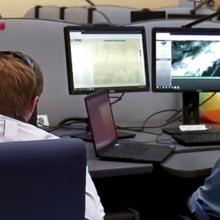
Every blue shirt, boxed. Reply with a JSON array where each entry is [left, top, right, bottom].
[[188, 158, 220, 219]]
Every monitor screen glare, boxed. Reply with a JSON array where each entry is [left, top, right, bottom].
[[64, 26, 149, 94], [152, 27, 220, 92]]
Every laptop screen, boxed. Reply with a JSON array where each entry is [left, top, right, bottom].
[[85, 90, 117, 150]]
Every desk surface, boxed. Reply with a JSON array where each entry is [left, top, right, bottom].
[[52, 129, 153, 178], [86, 142, 153, 178], [135, 129, 220, 178], [52, 127, 220, 179], [162, 150, 220, 178]]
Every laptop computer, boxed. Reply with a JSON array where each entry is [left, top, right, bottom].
[[84, 90, 175, 163]]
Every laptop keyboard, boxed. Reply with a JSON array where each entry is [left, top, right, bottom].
[[112, 142, 150, 158], [102, 141, 174, 163]]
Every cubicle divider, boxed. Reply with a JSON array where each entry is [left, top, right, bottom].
[[1, 18, 218, 127], [24, 5, 137, 25], [0, 18, 178, 127]]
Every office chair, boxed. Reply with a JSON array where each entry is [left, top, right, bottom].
[[0, 138, 86, 220]]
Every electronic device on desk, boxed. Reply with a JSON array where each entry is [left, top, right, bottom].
[[84, 89, 175, 163], [152, 27, 220, 125], [152, 27, 220, 144], [172, 129, 220, 146], [162, 124, 220, 146], [152, 26, 220, 145], [64, 25, 149, 140], [64, 25, 149, 94], [130, 9, 166, 22], [162, 124, 210, 135]]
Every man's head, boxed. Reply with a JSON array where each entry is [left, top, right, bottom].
[[0, 52, 43, 122]]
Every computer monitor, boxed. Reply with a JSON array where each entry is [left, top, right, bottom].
[[64, 25, 149, 94], [152, 27, 220, 124]]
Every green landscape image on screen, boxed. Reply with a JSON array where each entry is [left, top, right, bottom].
[[72, 38, 146, 88]]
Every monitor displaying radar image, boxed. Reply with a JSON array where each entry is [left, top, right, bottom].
[[152, 27, 220, 124]]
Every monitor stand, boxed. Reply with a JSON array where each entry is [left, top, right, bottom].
[[182, 92, 200, 125], [162, 92, 201, 135], [72, 130, 136, 142]]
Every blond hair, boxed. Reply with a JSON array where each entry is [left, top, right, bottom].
[[0, 53, 43, 118]]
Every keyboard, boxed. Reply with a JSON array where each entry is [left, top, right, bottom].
[[111, 142, 151, 157], [101, 141, 175, 163], [172, 131, 220, 146]]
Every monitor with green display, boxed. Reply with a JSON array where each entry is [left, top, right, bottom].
[[64, 25, 149, 94]]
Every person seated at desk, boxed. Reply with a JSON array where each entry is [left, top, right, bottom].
[[188, 158, 220, 219], [0, 51, 105, 220]]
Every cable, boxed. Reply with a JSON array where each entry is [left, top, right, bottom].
[[93, 9, 112, 24], [41, 117, 89, 133], [155, 132, 174, 145], [116, 92, 216, 133], [190, 0, 214, 15], [141, 109, 179, 129], [84, 0, 112, 24], [116, 99, 218, 133], [109, 93, 125, 105], [116, 109, 181, 133], [57, 117, 88, 127]]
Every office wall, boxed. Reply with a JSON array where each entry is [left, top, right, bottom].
[[0, 18, 181, 126], [1, 0, 178, 17], [0, 3, 218, 126], [1, 18, 219, 126]]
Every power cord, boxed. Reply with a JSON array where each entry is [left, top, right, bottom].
[[109, 93, 125, 105]]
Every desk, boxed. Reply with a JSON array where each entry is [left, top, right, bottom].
[[86, 142, 153, 178], [134, 129, 220, 178], [162, 150, 220, 178], [52, 129, 153, 178], [51, 128, 154, 219], [52, 127, 220, 178], [51, 127, 220, 219]]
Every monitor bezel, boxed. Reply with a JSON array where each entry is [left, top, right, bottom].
[[152, 26, 220, 93], [64, 25, 149, 94]]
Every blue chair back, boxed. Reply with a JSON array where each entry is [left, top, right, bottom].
[[0, 138, 86, 220]]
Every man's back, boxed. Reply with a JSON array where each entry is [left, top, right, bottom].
[[188, 158, 220, 219]]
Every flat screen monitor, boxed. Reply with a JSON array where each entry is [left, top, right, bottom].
[[152, 27, 220, 124], [64, 25, 149, 94]]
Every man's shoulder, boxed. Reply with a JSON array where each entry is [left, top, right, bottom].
[[0, 115, 58, 141], [18, 122, 59, 140]]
